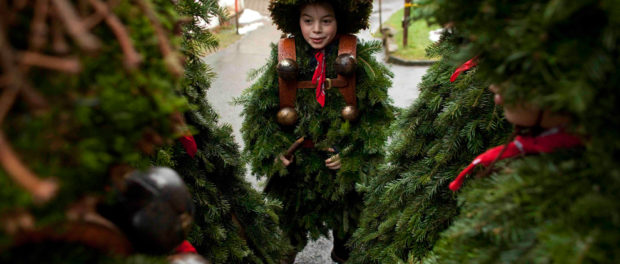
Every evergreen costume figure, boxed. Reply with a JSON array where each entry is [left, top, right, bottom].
[[238, 0, 394, 262], [418, 0, 620, 262], [348, 33, 512, 263]]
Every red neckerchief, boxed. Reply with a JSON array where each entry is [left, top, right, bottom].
[[174, 240, 197, 253], [312, 49, 326, 107], [450, 56, 478, 83], [449, 128, 582, 191], [179, 135, 197, 158]]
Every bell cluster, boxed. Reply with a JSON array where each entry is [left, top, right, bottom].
[[276, 53, 358, 126]]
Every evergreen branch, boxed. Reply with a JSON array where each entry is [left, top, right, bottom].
[[358, 56, 375, 79]]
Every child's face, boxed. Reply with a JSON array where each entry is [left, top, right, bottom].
[[488, 84, 570, 128], [299, 3, 337, 50]]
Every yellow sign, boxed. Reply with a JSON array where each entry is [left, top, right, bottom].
[[405, 3, 420, 8]]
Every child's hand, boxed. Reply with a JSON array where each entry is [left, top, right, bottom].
[[325, 148, 341, 170], [276, 154, 293, 167]]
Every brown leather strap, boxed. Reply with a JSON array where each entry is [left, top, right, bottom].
[[297, 76, 348, 89], [278, 38, 297, 109], [337, 34, 357, 107], [278, 35, 357, 109]]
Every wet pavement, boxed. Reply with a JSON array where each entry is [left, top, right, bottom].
[[203, 0, 429, 262]]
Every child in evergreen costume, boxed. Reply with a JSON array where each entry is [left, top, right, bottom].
[[238, 0, 393, 262], [419, 0, 620, 260]]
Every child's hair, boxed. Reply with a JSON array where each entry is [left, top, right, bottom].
[[269, 0, 372, 36]]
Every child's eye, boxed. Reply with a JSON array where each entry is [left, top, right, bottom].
[[304, 19, 312, 24], [322, 19, 332, 24]]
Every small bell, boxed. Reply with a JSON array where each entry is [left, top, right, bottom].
[[110, 167, 195, 254], [277, 59, 298, 81], [335, 53, 356, 76], [277, 107, 298, 126], [341, 105, 359, 121]]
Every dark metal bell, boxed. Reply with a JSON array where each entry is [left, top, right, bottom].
[[117, 167, 194, 254], [335, 53, 356, 76], [341, 105, 359, 121], [277, 58, 298, 81], [277, 107, 298, 126]]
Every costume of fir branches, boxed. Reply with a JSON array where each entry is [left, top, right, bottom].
[[153, 1, 292, 261], [238, 0, 394, 259], [419, 0, 620, 262], [349, 33, 511, 263]]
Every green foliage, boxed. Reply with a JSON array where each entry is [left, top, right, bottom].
[[0, 0, 186, 250], [425, 150, 620, 263], [349, 33, 511, 263], [269, 0, 373, 35], [151, 1, 292, 263], [237, 36, 394, 247]]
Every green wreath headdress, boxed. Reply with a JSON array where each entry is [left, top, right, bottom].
[[269, 0, 372, 36]]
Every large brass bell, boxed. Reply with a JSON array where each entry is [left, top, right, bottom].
[[277, 59, 298, 81], [277, 107, 298, 126], [341, 105, 359, 121], [335, 53, 356, 76]]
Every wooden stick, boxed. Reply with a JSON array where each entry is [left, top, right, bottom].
[[51, 0, 101, 52], [284, 137, 305, 160], [83, 0, 120, 29], [0, 132, 59, 204], [29, 0, 50, 51], [88, 0, 141, 69], [135, 0, 183, 77], [20, 51, 82, 73]]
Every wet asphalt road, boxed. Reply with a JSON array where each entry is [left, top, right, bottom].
[[202, 0, 429, 262]]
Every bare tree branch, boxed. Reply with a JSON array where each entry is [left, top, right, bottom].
[[51, 0, 101, 52], [88, 0, 141, 69], [20, 51, 82, 73], [0, 131, 59, 204]]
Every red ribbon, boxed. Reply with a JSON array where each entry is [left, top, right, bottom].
[[174, 240, 198, 254], [450, 57, 478, 83], [312, 50, 326, 107], [179, 135, 198, 158], [449, 128, 582, 191]]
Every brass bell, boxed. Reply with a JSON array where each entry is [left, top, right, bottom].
[[341, 105, 359, 121], [277, 59, 298, 81], [335, 53, 356, 76], [277, 107, 298, 126]]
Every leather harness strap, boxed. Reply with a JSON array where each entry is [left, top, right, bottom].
[[297, 75, 348, 89], [277, 35, 357, 109], [337, 34, 357, 107], [278, 37, 297, 109]]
